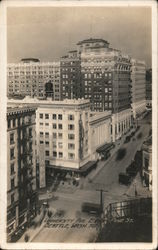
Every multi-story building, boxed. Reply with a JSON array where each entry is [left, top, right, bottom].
[[61, 38, 132, 141], [7, 106, 37, 242], [35, 98, 111, 187], [7, 58, 60, 100], [146, 68, 152, 109], [60, 50, 82, 100], [8, 97, 112, 188], [142, 136, 152, 191], [131, 59, 146, 118]]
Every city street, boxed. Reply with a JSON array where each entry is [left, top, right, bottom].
[[31, 113, 152, 243]]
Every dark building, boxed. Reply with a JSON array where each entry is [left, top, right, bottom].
[[60, 50, 82, 100], [7, 106, 37, 242], [146, 69, 152, 108]]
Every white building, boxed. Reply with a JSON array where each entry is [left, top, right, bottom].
[[131, 59, 146, 119], [35, 99, 112, 187], [111, 109, 132, 142]]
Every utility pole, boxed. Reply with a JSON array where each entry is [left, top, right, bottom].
[[96, 189, 106, 234]]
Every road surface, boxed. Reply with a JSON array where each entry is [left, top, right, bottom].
[[32, 113, 151, 242]]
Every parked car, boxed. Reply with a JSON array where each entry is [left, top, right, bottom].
[[126, 164, 137, 177], [124, 136, 131, 143], [119, 173, 131, 185], [82, 202, 102, 214]]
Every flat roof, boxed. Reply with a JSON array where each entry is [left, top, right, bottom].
[[7, 97, 91, 110], [77, 38, 109, 45]]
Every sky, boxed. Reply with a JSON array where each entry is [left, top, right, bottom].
[[7, 7, 151, 68]]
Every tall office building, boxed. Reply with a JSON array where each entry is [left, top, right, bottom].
[[61, 38, 132, 141], [7, 106, 37, 242], [7, 58, 60, 100], [60, 50, 82, 100], [146, 68, 152, 108], [131, 59, 146, 118]]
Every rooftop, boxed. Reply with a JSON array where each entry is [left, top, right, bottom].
[[77, 38, 109, 45], [7, 96, 90, 108], [21, 58, 40, 63], [7, 106, 36, 116]]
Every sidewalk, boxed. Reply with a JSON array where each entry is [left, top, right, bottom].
[[82, 128, 134, 186], [18, 209, 49, 243], [123, 172, 151, 199]]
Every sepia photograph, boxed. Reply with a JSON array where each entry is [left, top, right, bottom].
[[0, 0, 157, 249]]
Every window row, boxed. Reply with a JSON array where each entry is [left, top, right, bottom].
[[39, 113, 75, 121], [40, 132, 75, 140], [40, 141, 75, 149], [45, 150, 75, 159]]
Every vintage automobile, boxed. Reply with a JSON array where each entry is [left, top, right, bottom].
[[119, 172, 131, 185], [81, 202, 102, 214]]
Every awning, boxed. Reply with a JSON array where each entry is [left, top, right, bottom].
[[96, 142, 114, 153], [47, 161, 97, 174]]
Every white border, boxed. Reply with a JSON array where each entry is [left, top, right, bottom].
[[0, 0, 157, 249]]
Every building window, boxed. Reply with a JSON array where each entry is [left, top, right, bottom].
[[58, 114, 62, 120], [11, 194, 14, 203], [40, 132, 43, 137], [40, 114, 43, 119], [40, 141, 43, 144], [59, 152, 63, 158], [52, 114, 56, 120], [68, 153, 75, 159], [58, 133, 62, 139], [68, 114, 74, 120], [144, 158, 149, 169], [58, 124, 62, 130], [53, 133, 57, 139], [68, 124, 75, 130], [29, 128, 32, 137], [45, 150, 49, 156], [10, 133, 14, 145], [68, 134, 75, 140], [58, 142, 63, 149], [10, 163, 14, 175], [53, 151, 57, 157], [45, 123, 49, 126], [45, 132, 49, 138], [45, 114, 49, 119], [68, 143, 75, 150], [13, 118, 16, 127], [8, 119, 11, 129], [53, 141, 57, 148], [40, 123, 43, 126], [10, 148, 14, 160], [53, 123, 57, 129], [45, 141, 49, 146], [11, 178, 15, 189]]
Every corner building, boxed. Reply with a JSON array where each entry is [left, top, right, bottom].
[[33, 99, 111, 188], [7, 107, 37, 242]]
